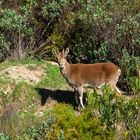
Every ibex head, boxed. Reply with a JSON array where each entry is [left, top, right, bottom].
[[52, 48, 69, 68]]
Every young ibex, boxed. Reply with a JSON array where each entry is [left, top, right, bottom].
[[52, 48, 121, 108]]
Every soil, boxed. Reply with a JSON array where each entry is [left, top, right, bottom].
[[0, 64, 45, 84]]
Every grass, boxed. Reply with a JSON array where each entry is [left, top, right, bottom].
[[0, 59, 140, 140], [36, 62, 68, 89]]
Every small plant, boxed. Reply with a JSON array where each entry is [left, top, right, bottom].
[[129, 77, 140, 95], [0, 133, 10, 140], [119, 48, 140, 77], [119, 97, 140, 140], [87, 85, 121, 128]]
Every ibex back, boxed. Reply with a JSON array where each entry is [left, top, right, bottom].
[[52, 48, 121, 108]]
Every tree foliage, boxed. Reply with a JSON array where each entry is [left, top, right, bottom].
[[0, 0, 140, 76]]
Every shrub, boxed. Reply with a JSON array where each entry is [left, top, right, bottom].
[[0, 0, 38, 60], [119, 48, 140, 77], [0, 34, 11, 62], [43, 104, 115, 140], [87, 84, 140, 140], [0, 0, 140, 75]]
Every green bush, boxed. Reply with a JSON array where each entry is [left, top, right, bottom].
[[87, 84, 140, 140], [67, 1, 140, 65], [0, 0, 140, 77], [0, 34, 11, 61], [0, 9, 33, 36], [119, 48, 140, 77], [0, 0, 37, 60], [44, 104, 115, 140]]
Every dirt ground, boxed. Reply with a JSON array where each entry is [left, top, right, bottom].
[[0, 65, 45, 84]]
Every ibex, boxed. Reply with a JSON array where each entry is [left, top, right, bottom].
[[52, 48, 121, 108]]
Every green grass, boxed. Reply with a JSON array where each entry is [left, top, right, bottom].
[[36, 63, 69, 90], [0, 59, 140, 140]]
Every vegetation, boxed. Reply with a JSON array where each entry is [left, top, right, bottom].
[[0, 0, 140, 139], [0, 1, 139, 70], [0, 60, 140, 140]]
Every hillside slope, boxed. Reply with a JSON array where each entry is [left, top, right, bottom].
[[0, 60, 140, 140]]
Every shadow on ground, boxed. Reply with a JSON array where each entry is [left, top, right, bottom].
[[117, 81, 132, 96], [35, 86, 131, 109], [35, 88, 78, 107]]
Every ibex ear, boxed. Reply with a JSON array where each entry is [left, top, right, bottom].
[[64, 48, 69, 56], [52, 49, 58, 57], [62, 48, 65, 54]]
